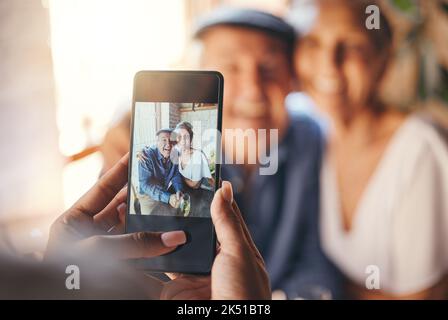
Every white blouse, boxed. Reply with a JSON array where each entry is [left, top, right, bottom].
[[179, 149, 212, 182], [320, 114, 448, 295]]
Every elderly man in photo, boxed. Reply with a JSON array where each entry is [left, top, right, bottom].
[[138, 129, 183, 210]]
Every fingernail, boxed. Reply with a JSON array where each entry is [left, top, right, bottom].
[[117, 203, 126, 213], [161, 231, 187, 247], [221, 181, 233, 204]]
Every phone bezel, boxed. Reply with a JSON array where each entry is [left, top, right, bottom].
[[125, 70, 223, 274]]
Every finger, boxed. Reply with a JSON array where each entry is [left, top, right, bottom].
[[73, 153, 129, 217], [93, 187, 128, 231], [218, 181, 263, 261], [210, 181, 247, 250], [213, 182, 264, 263], [75, 230, 186, 259], [104, 204, 125, 235], [161, 276, 211, 300], [170, 286, 211, 300], [111, 202, 127, 234], [230, 200, 264, 263], [50, 211, 95, 245], [166, 272, 183, 280], [138, 272, 165, 299]]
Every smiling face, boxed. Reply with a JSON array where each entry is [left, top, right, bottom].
[[294, 0, 390, 122], [200, 26, 292, 136], [176, 128, 191, 151], [157, 131, 172, 159]]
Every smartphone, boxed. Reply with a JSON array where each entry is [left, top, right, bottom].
[[126, 70, 223, 274]]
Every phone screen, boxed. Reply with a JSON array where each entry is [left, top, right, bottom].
[[126, 71, 223, 274]]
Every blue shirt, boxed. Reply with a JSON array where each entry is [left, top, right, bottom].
[[222, 114, 343, 299], [138, 146, 183, 204]]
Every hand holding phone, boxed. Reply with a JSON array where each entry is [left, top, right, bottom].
[[46, 153, 187, 261], [46, 157, 269, 299], [161, 182, 271, 300]]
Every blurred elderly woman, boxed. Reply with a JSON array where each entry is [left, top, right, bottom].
[[293, 0, 448, 299]]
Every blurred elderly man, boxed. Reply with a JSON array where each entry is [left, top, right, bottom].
[[100, 8, 342, 299], [194, 8, 341, 299]]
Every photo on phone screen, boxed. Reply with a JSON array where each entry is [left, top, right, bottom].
[[126, 71, 222, 274], [129, 102, 218, 217]]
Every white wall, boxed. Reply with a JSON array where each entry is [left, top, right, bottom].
[[0, 0, 63, 253]]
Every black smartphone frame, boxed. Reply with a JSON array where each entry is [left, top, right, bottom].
[[125, 70, 223, 274]]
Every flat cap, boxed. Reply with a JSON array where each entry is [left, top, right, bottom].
[[156, 128, 173, 136], [193, 7, 295, 44]]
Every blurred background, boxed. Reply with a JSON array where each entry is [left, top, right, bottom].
[[0, 0, 447, 255]]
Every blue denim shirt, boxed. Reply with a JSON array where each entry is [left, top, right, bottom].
[[138, 146, 183, 204], [222, 114, 343, 299]]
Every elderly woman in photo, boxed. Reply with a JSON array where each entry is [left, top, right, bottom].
[[175, 121, 214, 189]]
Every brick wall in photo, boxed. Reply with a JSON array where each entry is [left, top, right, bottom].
[[169, 103, 181, 128]]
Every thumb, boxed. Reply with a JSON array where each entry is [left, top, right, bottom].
[[75, 230, 187, 259], [210, 181, 246, 248]]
